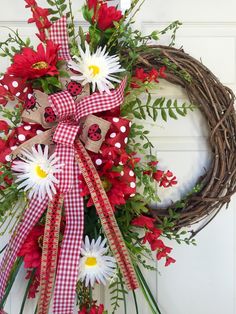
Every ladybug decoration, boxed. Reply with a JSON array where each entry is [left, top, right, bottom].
[[24, 94, 39, 112], [66, 81, 83, 98], [44, 107, 57, 123], [88, 124, 102, 141]]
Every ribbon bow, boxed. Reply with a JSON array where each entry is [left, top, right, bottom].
[[0, 84, 139, 314]]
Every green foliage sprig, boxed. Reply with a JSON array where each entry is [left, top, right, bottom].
[[159, 21, 182, 47], [32, 75, 62, 94], [46, 0, 68, 21], [127, 122, 154, 154], [122, 94, 196, 122], [0, 104, 22, 128], [109, 270, 128, 314], [0, 28, 32, 58]]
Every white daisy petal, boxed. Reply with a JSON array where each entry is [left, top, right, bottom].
[[78, 236, 116, 287], [12, 145, 63, 200], [70, 43, 124, 94]]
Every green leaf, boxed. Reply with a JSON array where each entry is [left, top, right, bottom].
[[48, 9, 59, 14], [168, 107, 178, 119], [79, 26, 86, 51], [82, 6, 94, 23], [60, 4, 67, 12], [51, 16, 59, 22], [161, 108, 167, 121], [59, 70, 70, 78], [176, 107, 186, 116], [47, 0, 55, 5], [159, 97, 165, 108], [136, 98, 146, 119], [25, 38, 31, 47], [166, 99, 172, 108], [133, 111, 142, 119]]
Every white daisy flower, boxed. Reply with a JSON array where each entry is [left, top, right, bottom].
[[68, 43, 124, 94], [79, 236, 116, 287], [12, 145, 63, 200]]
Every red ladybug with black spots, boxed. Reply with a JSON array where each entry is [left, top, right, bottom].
[[24, 94, 38, 112], [66, 81, 83, 98], [88, 124, 102, 141], [44, 107, 57, 123]]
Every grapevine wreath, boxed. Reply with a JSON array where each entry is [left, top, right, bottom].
[[0, 0, 235, 314]]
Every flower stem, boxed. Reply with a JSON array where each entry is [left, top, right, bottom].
[[134, 264, 162, 314], [19, 269, 36, 314], [119, 270, 127, 314], [0, 258, 23, 309], [132, 290, 139, 314]]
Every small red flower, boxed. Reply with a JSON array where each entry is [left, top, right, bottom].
[[87, 0, 100, 10], [8, 40, 60, 80], [153, 170, 164, 181], [131, 67, 167, 89], [131, 215, 156, 230], [134, 68, 149, 82], [165, 256, 176, 267], [25, 0, 51, 42], [159, 66, 167, 79], [96, 3, 123, 31], [79, 303, 104, 314], [143, 229, 162, 246], [25, 0, 37, 7], [153, 169, 177, 188], [156, 246, 172, 260], [148, 68, 159, 82], [141, 226, 175, 266], [28, 6, 51, 30]]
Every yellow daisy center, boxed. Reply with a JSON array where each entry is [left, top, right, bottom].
[[85, 257, 97, 267], [35, 165, 48, 179], [32, 61, 49, 70], [89, 65, 100, 77]]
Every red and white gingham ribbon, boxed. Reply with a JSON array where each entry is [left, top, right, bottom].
[[0, 197, 49, 309], [37, 91, 83, 314], [50, 16, 71, 61]]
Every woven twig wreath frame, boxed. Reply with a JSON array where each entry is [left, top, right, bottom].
[[135, 45, 236, 235]]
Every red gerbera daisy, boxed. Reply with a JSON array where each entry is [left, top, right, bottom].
[[7, 40, 60, 80], [18, 224, 44, 269]]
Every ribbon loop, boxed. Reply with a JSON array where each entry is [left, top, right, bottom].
[[49, 91, 77, 121], [49, 16, 71, 61], [53, 123, 80, 147]]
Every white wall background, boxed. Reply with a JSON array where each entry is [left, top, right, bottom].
[[0, 0, 235, 313]]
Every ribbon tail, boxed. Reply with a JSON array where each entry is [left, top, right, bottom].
[[74, 140, 139, 291], [0, 196, 49, 308], [75, 78, 127, 121], [49, 16, 71, 61], [37, 192, 64, 314], [53, 162, 84, 314]]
